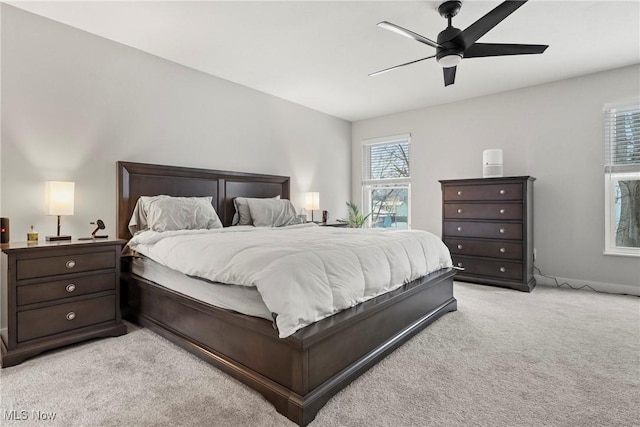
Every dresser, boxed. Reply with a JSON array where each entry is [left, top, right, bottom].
[[1, 239, 127, 367], [439, 176, 535, 292]]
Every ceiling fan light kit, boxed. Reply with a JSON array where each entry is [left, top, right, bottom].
[[437, 54, 462, 68], [372, 0, 548, 86]]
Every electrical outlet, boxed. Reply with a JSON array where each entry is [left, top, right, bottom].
[[533, 248, 537, 262]]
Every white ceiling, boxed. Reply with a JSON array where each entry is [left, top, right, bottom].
[[8, 1, 640, 122]]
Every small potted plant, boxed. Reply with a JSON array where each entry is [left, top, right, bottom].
[[338, 202, 371, 228]]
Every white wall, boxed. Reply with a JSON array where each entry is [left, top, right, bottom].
[[353, 65, 640, 295], [1, 5, 351, 240]]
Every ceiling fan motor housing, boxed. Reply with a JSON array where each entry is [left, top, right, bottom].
[[436, 26, 463, 64]]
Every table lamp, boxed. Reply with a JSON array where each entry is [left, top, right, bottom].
[[305, 192, 320, 223], [45, 181, 74, 241]]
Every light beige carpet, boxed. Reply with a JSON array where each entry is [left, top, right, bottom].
[[1, 282, 638, 426]]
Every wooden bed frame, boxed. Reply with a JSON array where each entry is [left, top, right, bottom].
[[117, 161, 457, 426]]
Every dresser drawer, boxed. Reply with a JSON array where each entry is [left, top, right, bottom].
[[445, 238, 522, 260], [17, 272, 115, 306], [452, 256, 523, 281], [444, 221, 522, 240], [443, 183, 523, 201], [444, 203, 522, 220], [17, 251, 115, 280], [17, 295, 116, 342]]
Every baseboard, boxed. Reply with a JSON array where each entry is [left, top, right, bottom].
[[534, 274, 639, 296]]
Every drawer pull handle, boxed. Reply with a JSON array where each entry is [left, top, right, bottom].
[[499, 247, 506, 253], [499, 228, 506, 234], [499, 209, 506, 214], [66, 284, 76, 293], [499, 267, 506, 273], [457, 262, 463, 268], [457, 244, 463, 250], [66, 312, 76, 321], [66, 260, 76, 269], [499, 189, 506, 195], [457, 191, 462, 196], [457, 208, 463, 214], [457, 226, 463, 231]]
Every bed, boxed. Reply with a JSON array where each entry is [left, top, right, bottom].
[[117, 161, 457, 426]]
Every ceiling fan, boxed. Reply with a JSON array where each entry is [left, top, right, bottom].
[[370, 0, 548, 86]]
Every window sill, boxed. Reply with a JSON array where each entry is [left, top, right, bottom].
[[603, 249, 640, 258]]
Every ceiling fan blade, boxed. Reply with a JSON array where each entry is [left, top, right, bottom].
[[454, 1, 528, 48], [369, 55, 436, 77], [377, 21, 441, 49], [443, 66, 457, 87], [464, 43, 548, 58]]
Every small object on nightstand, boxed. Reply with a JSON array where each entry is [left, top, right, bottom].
[[322, 210, 328, 223], [27, 225, 38, 243], [78, 219, 108, 240], [1, 217, 9, 243]]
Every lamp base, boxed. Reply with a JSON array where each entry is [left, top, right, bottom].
[[78, 235, 108, 241], [46, 235, 72, 242]]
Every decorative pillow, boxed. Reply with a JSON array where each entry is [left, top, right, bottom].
[[246, 198, 304, 227], [129, 196, 222, 234], [232, 195, 280, 226]]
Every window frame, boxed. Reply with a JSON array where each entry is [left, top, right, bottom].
[[604, 172, 640, 257], [603, 101, 640, 257], [361, 134, 411, 229]]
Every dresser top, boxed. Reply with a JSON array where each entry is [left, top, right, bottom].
[[439, 176, 536, 185]]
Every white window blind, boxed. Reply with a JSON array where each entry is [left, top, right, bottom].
[[605, 103, 640, 173], [363, 135, 410, 185]]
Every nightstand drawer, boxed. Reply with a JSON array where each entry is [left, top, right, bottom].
[[444, 238, 522, 260], [17, 272, 116, 306], [444, 221, 522, 240], [17, 251, 115, 280], [452, 257, 523, 281], [17, 295, 116, 342], [444, 203, 522, 220], [443, 183, 523, 201]]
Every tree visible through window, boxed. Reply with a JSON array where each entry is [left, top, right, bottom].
[[604, 102, 640, 256], [614, 180, 640, 248], [362, 135, 410, 229]]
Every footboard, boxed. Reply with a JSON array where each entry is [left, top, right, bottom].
[[121, 266, 456, 426]]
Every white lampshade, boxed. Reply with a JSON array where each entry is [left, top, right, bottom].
[[45, 181, 75, 216], [304, 192, 320, 211]]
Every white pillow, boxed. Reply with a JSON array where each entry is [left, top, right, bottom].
[[129, 196, 222, 234], [246, 198, 303, 227]]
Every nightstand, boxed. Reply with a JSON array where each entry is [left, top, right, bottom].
[[1, 239, 127, 367]]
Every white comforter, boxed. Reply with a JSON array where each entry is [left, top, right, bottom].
[[128, 224, 452, 338]]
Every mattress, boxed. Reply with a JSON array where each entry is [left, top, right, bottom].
[[131, 256, 273, 321], [128, 225, 452, 337]]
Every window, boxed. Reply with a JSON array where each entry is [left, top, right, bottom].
[[362, 134, 411, 229], [604, 101, 640, 257]]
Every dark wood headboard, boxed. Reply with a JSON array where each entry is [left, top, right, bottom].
[[117, 161, 290, 239]]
